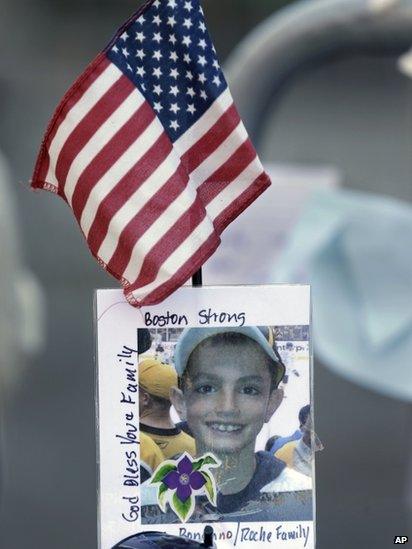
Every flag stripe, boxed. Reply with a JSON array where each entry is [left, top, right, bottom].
[[197, 139, 257, 206], [127, 231, 221, 307], [174, 88, 233, 155], [35, 152, 51, 190], [64, 88, 146, 205], [33, 55, 112, 187], [181, 103, 240, 174], [80, 115, 163, 237], [105, 164, 192, 279], [126, 198, 212, 290], [127, 217, 219, 304], [207, 157, 266, 223], [71, 101, 155, 220], [213, 171, 270, 235], [55, 76, 136, 189], [121, 182, 203, 283], [86, 132, 174, 254], [189, 121, 248, 187], [127, 164, 270, 303], [45, 62, 123, 186], [97, 149, 181, 263]]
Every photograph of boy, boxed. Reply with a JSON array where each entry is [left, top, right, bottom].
[[139, 357, 196, 460], [141, 326, 312, 523]]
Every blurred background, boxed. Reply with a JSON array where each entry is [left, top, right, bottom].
[[0, 0, 411, 547]]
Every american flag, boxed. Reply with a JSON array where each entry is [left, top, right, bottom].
[[31, 0, 271, 307]]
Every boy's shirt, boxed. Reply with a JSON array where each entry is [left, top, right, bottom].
[[213, 451, 285, 514], [200, 452, 312, 521], [140, 451, 313, 524], [140, 423, 196, 460]]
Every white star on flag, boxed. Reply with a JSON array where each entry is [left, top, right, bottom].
[[153, 66, 162, 78], [170, 103, 180, 114], [169, 85, 179, 96], [170, 68, 179, 79], [198, 55, 207, 67]]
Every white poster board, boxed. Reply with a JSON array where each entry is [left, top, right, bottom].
[[96, 285, 314, 548]]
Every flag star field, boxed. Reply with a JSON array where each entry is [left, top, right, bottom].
[[107, 0, 226, 140]]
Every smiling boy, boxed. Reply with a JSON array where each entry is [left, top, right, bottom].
[[169, 326, 312, 520]]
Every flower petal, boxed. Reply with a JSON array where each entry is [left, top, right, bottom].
[[176, 483, 191, 502], [178, 455, 193, 474], [189, 471, 206, 490], [163, 470, 179, 489]]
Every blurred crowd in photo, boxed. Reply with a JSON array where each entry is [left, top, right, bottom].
[[0, 0, 411, 547]]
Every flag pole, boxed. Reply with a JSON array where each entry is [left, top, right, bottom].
[[191, 267, 203, 287]]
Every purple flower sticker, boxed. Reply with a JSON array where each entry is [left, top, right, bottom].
[[150, 452, 220, 522], [163, 455, 206, 502]]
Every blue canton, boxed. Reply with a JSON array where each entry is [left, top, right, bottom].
[[107, 0, 227, 141]]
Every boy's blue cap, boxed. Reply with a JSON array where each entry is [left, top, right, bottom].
[[174, 326, 285, 386]]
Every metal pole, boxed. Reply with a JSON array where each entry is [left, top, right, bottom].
[[191, 267, 203, 287]]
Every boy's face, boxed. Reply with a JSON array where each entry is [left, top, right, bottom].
[[172, 338, 281, 455]]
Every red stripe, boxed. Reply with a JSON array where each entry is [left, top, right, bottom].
[[213, 171, 271, 234], [181, 103, 239, 173], [119, 191, 208, 290], [86, 132, 173, 253], [197, 140, 257, 206], [31, 55, 111, 188], [55, 76, 135, 186], [107, 163, 191, 277], [71, 101, 155, 220], [33, 155, 50, 189], [127, 231, 221, 307]]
